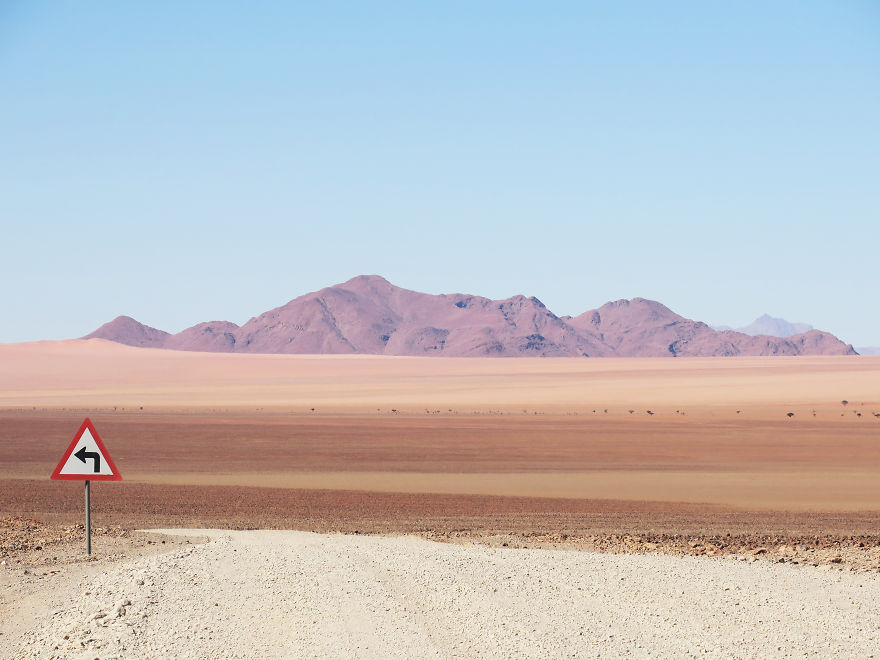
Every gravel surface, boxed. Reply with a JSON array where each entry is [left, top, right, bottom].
[[12, 530, 880, 659]]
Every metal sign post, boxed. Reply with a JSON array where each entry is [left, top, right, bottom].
[[85, 480, 91, 555], [51, 418, 122, 556]]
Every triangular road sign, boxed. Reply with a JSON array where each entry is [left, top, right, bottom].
[[50, 418, 122, 481]]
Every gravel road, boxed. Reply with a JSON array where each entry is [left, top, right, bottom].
[[13, 530, 880, 658]]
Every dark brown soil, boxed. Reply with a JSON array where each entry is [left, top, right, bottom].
[[3, 480, 880, 569], [4, 411, 880, 571]]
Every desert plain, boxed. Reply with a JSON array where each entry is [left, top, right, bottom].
[[3, 339, 880, 657], [3, 339, 880, 521]]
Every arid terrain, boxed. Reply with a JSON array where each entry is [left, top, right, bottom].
[[3, 339, 880, 656], [2, 339, 879, 550]]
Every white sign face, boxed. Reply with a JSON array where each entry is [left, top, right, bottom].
[[57, 427, 116, 476], [51, 418, 122, 481]]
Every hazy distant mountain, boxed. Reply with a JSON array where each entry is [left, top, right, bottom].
[[84, 275, 857, 357], [568, 301, 850, 357], [87, 315, 170, 348], [713, 314, 813, 338], [856, 346, 880, 355]]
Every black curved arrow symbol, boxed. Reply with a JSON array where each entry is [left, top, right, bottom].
[[74, 446, 101, 473]]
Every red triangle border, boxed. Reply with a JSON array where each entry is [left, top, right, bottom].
[[50, 418, 123, 481]]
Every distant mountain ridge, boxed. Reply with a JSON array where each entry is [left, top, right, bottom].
[[713, 314, 813, 338], [84, 275, 858, 357]]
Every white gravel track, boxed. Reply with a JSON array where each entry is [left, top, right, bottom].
[[15, 530, 880, 659]]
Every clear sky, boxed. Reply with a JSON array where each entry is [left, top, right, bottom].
[[2, 1, 878, 346]]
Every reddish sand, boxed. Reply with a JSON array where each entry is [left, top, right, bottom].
[[1, 339, 879, 539], [4, 413, 880, 511], [1, 339, 876, 414]]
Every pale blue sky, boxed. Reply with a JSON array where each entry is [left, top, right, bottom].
[[2, 2, 878, 345]]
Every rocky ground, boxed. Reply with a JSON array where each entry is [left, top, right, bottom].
[[0, 516, 188, 570], [7, 529, 880, 659], [1, 515, 128, 558], [5, 515, 880, 575], [426, 530, 880, 573]]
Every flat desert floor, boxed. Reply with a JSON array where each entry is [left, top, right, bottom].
[[2, 340, 880, 655], [2, 340, 880, 526]]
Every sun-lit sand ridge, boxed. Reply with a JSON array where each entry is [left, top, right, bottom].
[[1, 338, 877, 413]]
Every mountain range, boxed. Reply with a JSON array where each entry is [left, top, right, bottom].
[[84, 275, 858, 358]]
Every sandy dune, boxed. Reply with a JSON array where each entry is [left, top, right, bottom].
[[1, 339, 877, 414], [10, 530, 880, 658]]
